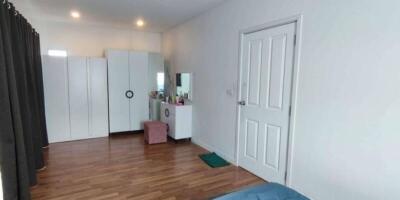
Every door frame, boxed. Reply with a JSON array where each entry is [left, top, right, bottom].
[[235, 15, 303, 186]]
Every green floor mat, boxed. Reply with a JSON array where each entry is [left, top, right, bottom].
[[199, 152, 230, 168]]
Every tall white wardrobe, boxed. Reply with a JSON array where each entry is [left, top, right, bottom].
[[42, 56, 109, 143], [107, 50, 163, 133]]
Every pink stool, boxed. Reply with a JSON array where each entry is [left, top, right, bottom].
[[144, 121, 167, 144]]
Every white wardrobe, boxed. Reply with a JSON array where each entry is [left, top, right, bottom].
[[107, 50, 163, 133], [42, 56, 109, 143]]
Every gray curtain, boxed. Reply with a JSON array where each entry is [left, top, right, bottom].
[[0, 1, 48, 200]]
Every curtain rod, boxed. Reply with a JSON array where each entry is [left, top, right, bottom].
[[3, 0, 10, 9], [3, 0, 17, 15], [2, 0, 39, 35]]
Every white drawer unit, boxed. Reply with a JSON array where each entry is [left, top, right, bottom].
[[160, 102, 192, 140]]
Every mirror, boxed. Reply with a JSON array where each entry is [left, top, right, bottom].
[[148, 53, 165, 100], [176, 73, 192, 101]]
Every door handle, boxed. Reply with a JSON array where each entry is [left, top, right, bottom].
[[238, 100, 246, 106], [125, 90, 134, 99]]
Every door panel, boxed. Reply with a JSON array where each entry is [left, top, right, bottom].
[[265, 124, 281, 170], [245, 119, 259, 160], [68, 57, 89, 140], [42, 56, 70, 143], [129, 52, 149, 131], [239, 22, 296, 184], [247, 40, 263, 106], [107, 50, 130, 133], [88, 58, 109, 138], [268, 35, 287, 110]]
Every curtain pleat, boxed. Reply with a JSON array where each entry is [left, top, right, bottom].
[[34, 34, 49, 148], [21, 16, 45, 170], [9, 6, 39, 187], [0, 1, 48, 200]]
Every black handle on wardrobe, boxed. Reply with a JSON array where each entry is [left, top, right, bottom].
[[164, 108, 170, 117], [125, 90, 134, 99]]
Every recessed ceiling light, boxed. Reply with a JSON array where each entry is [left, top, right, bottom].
[[136, 19, 145, 27], [70, 11, 80, 19]]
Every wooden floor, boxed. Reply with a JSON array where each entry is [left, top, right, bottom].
[[31, 134, 265, 200]]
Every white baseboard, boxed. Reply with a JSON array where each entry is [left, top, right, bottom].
[[49, 135, 108, 144], [192, 137, 236, 165]]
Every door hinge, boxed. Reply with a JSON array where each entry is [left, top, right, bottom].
[[293, 34, 297, 46], [284, 171, 288, 181], [289, 106, 292, 117]]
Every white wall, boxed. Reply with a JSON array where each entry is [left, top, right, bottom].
[[162, 0, 400, 199], [10, 0, 160, 57], [35, 20, 161, 57]]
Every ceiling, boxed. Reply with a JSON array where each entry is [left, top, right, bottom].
[[23, 0, 227, 32]]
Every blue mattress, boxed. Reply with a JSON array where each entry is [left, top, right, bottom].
[[214, 183, 309, 200]]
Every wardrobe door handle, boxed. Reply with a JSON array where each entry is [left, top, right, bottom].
[[238, 100, 246, 106], [125, 90, 134, 99], [165, 108, 170, 117]]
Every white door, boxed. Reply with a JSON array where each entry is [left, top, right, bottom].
[[107, 50, 131, 133], [88, 58, 109, 138], [42, 56, 71, 143], [129, 52, 149, 130], [68, 56, 89, 140], [238, 22, 296, 184]]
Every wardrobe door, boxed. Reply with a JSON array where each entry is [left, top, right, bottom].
[[107, 50, 130, 133], [88, 58, 109, 138], [68, 57, 89, 140], [129, 51, 149, 130], [42, 56, 70, 143]]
